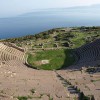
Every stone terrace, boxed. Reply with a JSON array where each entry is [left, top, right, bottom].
[[0, 43, 74, 100], [57, 70, 100, 100]]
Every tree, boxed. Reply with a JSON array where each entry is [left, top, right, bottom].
[[79, 92, 84, 100]]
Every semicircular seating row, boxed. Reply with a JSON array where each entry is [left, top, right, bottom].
[[0, 43, 25, 62], [74, 39, 100, 65]]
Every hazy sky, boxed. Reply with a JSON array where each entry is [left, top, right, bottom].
[[0, 0, 100, 17]]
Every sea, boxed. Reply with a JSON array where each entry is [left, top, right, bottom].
[[0, 8, 100, 39]]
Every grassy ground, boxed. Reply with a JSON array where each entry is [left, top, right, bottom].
[[27, 49, 75, 70]]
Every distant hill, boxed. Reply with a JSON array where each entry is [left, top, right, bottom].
[[20, 4, 100, 17]]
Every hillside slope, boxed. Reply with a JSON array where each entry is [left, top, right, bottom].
[[3, 26, 100, 49]]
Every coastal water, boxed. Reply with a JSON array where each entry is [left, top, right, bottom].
[[0, 9, 100, 39]]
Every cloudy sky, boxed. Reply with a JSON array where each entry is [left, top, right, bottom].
[[0, 0, 100, 17]]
